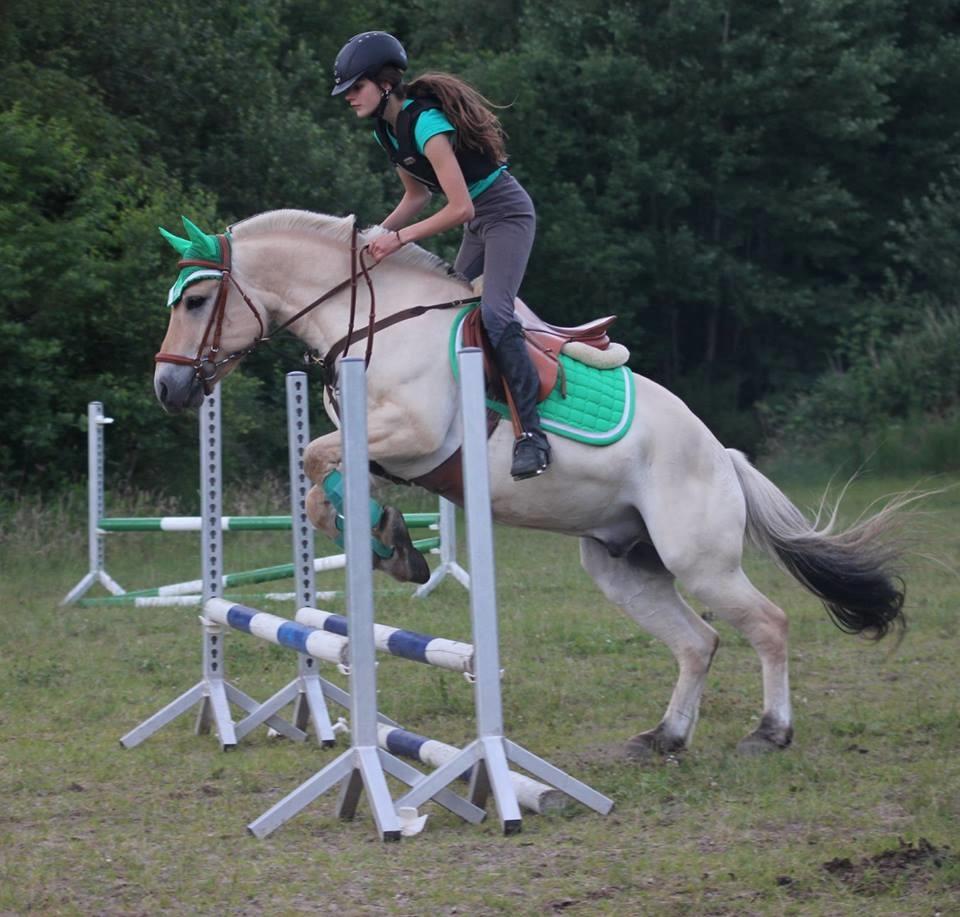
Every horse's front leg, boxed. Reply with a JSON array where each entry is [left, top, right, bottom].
[[302, 429, 344, 541], [302, 423, 431, 585]]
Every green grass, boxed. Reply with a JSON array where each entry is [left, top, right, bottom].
[[1, 475, 958, 914]]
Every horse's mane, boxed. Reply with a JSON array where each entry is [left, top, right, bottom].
[[230, 209, 461, 283]]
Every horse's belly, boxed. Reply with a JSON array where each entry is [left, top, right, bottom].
[[486, 426, 651, 537]]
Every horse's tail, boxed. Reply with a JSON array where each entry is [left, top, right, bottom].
[[727, 449, 906, 639]]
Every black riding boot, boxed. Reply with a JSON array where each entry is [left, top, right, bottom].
[[493, 322, 551, 480]]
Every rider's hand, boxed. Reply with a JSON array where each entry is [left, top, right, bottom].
[[367, 230, 405, 263]]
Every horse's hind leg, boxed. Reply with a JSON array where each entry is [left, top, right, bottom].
[[581, 538, 720, 758], [681, 567, 793, 754], [640, 484, 793, 754]]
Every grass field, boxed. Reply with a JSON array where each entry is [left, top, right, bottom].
[[1, 475, 958, 915]]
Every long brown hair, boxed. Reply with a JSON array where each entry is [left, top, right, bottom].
[[377, 68, 509, 164]]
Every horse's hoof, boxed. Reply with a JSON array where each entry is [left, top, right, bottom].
[[373, 505, 431, 584], [736, 719, 793, 756], [625, 729, 686, 760]]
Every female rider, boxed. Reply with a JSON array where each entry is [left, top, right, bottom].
[[332, 30, 549, 480]]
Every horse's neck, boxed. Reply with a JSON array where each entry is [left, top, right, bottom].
[[234, 232, 469, 357]]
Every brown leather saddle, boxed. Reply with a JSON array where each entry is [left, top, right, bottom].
[[461, 302, 618, 403]]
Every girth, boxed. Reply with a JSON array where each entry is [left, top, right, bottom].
[[368, 407, 502, 506]]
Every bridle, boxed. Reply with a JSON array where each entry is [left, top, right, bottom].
[[154, 221, 479, 395], [154, 233, 268, 391]]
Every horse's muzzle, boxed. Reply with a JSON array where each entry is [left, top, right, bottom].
[[154, 363, 206, 413]]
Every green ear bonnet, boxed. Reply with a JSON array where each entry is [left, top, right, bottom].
[[159, 217, 230, 306]]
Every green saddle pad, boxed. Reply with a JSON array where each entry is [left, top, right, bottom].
[[450, 307, 634, 446]]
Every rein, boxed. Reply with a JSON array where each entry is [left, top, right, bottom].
[[155, 222, 479, 393], [322, 294, 481, 379]]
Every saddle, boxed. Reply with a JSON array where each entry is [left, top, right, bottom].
[[461, 302, 618, 402], [375, 304, 619, 504]]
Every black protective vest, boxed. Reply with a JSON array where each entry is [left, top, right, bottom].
[[374, 97, 502, 194]]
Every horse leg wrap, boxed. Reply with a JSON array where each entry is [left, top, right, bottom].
[[322, 470, 395, 559]]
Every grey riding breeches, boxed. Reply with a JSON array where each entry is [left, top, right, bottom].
[[453, 171, 536, 348]]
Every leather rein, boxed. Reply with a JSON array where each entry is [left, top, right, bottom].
[[154, 223, 479, 394]]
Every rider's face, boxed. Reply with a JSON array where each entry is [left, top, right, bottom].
[[344, 78, 384, 118]]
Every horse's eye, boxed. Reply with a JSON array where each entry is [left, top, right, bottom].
[[185, 294, 207, 311]]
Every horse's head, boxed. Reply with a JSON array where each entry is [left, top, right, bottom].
[[154, 217, 266, 413]]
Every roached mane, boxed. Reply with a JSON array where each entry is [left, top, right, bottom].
[[229, 209, 462, 282]]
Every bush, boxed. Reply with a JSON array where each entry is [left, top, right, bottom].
[[761, 308, 960, 474]]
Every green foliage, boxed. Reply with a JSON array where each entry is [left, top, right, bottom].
[[762, 309, 960, 474], [889, 167, 960, 301], [5, 0, 960, 492], [0, 100, 185, 488], [767, 152, 960, 472]]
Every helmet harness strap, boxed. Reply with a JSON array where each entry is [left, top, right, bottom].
[[375, 83, 394, 118]]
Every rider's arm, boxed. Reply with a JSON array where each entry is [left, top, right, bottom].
[[396, 134, 475, 244], [380, 169, 432, 230], [368, 134, 475, 261]]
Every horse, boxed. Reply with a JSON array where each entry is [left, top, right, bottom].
[[153, 209, 907, 758]]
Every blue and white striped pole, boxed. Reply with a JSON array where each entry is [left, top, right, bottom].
[[203, 599, 349, 666], [295, 607, 474, 675], [376, 724, 564, 815]]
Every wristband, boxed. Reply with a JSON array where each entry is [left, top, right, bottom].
[[394, 229, 405, 246]]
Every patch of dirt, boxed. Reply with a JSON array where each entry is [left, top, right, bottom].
[[567, 742, 632, 766], [822, 837, 954, 894], [544, 883, 637, 913]]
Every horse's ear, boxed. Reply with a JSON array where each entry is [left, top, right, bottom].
[[158, 226, 191, 255], [181, 216, 219, 260], [181, 216, 207, 243]]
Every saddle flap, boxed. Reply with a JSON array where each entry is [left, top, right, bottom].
[[461, 308, 558, 403]]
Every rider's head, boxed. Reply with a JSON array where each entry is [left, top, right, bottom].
[[332, 31, 407, 117]]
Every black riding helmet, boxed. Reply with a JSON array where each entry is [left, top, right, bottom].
[[331, 31, 408, 96]]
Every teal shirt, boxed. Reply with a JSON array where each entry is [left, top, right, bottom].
[[375, 100, 505, 199]]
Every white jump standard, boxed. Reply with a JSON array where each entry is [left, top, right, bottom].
[[248, 358, 484, 840], [283, 370, 340, 745], [120, 374, 345, 748], [119, 389, 305, 750], [413, 497, 469, 598], [392, 348, 613, 833], [246, 351, 613, 840], [63, 372, 464, 608], [60, 402, 125, 605]]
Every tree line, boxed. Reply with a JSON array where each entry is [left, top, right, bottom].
[[4, 0, 960, 495]]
